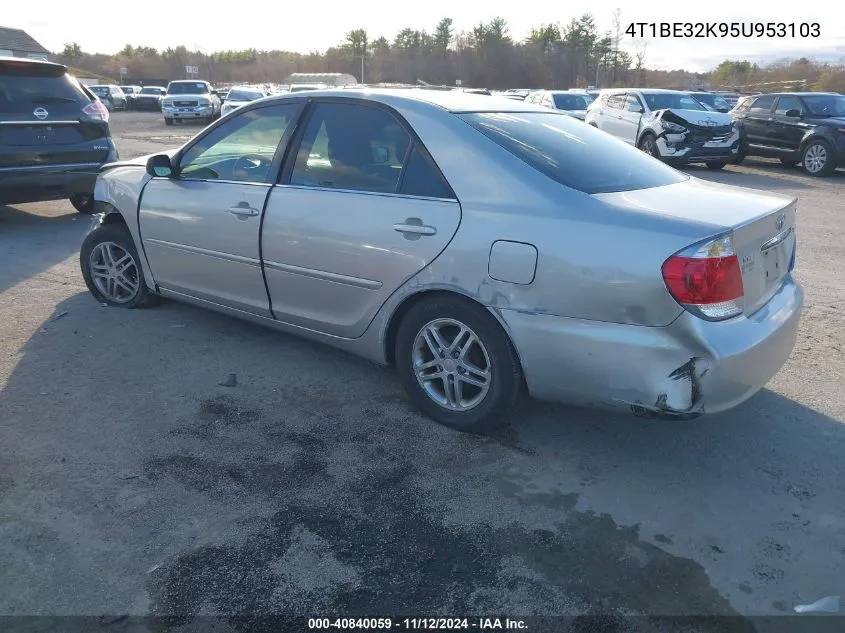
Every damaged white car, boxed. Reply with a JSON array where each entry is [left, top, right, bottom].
[[585, 89, 741, 170]]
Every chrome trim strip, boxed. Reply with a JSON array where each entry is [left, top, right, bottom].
[[274, 184, 457, 203], [0, 120, 80, 126], [144, 238, 261, 267], [263, 260, 382, 290], [0, 162, 101, 172], [761, 226, 794, 253]]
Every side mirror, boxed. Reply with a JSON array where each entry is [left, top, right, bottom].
[[785, 108, 802, 118], [146, 154, 174, 178], [372, 146, 390, 164]]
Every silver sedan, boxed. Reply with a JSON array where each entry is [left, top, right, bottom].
[[80, 89, 803, 431]]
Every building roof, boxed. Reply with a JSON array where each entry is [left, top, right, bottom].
[[0, 26, 50, 54]]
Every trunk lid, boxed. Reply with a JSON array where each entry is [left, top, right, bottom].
[[593, 177, 797, 317]]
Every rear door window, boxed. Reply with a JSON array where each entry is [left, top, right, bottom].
[[606, 94, 626, 110], [461, 111, 688, 194]]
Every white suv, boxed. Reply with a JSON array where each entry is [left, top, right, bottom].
[[585, 88, 740, 169]]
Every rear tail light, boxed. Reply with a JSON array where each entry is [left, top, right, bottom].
[[662, 233, 744, 321], [83, 100, 109, 122]]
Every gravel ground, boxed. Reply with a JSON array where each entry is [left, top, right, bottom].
[[1, 111, 844, 627]]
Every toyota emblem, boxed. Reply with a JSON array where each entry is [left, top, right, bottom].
[[776, 213, 785, 231], [33, 107, 49, 120]]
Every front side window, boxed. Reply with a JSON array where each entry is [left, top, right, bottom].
[[178, 104, 300, 183], [624, 95, 643, 112], [775, 96, 804, 117], [461, 111, 688, 195], [750, 95, 776, 113], [289, 102, 411, 194], [642, 93, 707, 111]]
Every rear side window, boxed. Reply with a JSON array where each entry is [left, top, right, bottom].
[[461, 111, 688, 195], [606, 94, 626, 110], [0, 65, 89, 111], [399, 146, 454, 199]]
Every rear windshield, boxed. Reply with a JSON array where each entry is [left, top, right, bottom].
[[460, 111, 688, 195], [227, 89, 263, 101], [643, 93, 707, 111], [168, 82, 209, 95], [0, 67, 89, 110], [552, 94, 589, 110]]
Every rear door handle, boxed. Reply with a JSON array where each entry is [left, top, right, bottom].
[[393, 222, 436, 236], [228, 204, 259, 217]]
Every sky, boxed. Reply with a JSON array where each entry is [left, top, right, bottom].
[[5, 0, 844, 72]]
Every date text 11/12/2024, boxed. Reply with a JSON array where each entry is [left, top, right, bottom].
[[308, 618, 528, 630]]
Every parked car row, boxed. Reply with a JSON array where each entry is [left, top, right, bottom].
[[516, 85, 844, 178]]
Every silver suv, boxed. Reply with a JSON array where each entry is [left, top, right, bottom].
[[161, 80, 222, 125]]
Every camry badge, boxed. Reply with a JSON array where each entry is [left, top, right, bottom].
[[776, 213, 785, 231], [33, 107, 49, 120]]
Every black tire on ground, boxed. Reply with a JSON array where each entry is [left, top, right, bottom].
[[69, 193, 95, 214], [164, 118, 173, 126], [638, 133, 661, 160], [706, 161, 727, 170], [394, 295, 523, 433], [801, 139, 836, 177], [780, 158, 799, 167], [732, 153, 745, 165], [80, 223, 159, 309]]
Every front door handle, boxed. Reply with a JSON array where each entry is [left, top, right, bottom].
[[394, 221, 436, 236], [228, 204, 259, 217]]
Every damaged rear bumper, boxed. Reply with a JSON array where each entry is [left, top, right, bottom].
[[497, 276, 803, 419]]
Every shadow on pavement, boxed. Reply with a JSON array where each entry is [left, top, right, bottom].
[[0, 203, 89, 295], [1, 292, 843, 621]]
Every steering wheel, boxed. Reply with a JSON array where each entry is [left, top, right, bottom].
[[232, 154, 270, 181]]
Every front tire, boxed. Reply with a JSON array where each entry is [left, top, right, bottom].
[[80, 223, 158, 309], [638, 133, 661, 160], [395, 296, 523, 433], [801, 139, 836, 177], [705, 161, 726, 170], [69, 193, 95, 214], [164, 117, 173, 126]]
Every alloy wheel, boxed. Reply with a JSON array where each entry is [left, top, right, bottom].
[[88, 241, 140, 304], [412, 318, 492, 411], [804, 144, 827, 174]]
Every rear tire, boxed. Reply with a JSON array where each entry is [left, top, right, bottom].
[[80, 223, 158, 309], [394, 296, 523, 433], [69, 193, 95, 214], [801, 139, 836, 177], [705, 161, 726, 170]]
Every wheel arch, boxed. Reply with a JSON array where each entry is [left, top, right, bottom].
[[799, 132, 833, 154], [382, 288, 526, 382]]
